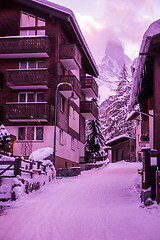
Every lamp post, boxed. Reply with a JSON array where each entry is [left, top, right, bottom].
[[53, 82, 74, 166]]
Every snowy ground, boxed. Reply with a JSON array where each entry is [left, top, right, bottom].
[[0, 161, 160, 240]]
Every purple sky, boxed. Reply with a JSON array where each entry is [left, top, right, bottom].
[[52, 0, 159, 64]]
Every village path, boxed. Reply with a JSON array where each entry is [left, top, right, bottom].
[[0, 161, 160, 240]]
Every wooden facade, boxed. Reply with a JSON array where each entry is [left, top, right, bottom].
[[0, 0, 99, 168], [106, 136, 136, 162]]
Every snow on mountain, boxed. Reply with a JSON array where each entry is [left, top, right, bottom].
[[97, 41, 132, 104], [97, 41, 135, 141]]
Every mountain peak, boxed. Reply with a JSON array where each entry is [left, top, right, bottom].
[[97, 40, 132, 103]]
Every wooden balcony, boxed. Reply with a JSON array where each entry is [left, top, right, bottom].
[[59, 44, 82, 69], [80, 100, 98, 120], [6, 103, 50, 122], [0, 36, 51, 59], [81, 76, 98, 98], [59, 75, 81, 98], [7, 69, 50, 89]]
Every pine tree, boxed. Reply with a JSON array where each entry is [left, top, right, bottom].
[[86, 100, 105, 156], [99, 65, 135, 141]]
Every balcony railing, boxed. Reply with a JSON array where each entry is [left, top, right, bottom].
[[81, 76, 98, 98], [59, 75, 81, 97], [59, 44, 82, 69], [80, 100, 98, 120], [0, 36, 51, 57], [7, 69, 50, 89], [6, 103, 50, 122]]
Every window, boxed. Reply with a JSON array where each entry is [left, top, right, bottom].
[[37, 61, 45, 69], [27, 127, 34, 140], [20, 12, 45, 36], [19, 61, 45, 69], [37, 30, 45, 35], [73, 109, 75, 120], [59, 129, 64, 145], [19, 93, 34, 103], [19, 92, 44, 103], [60, 96, 65, 113], [37, 18, 45, 27], [18, 126, 43, 141], [18, 127, 25, 140], [36, 92, 44, 102], [36, 127, 43, 140], [71, 137, 75, 150], [21, 12, 36, 27]]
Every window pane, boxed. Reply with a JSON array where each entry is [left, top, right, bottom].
[[19, 93, 26, 102], [59, 129, 63, 145], [37, 18, 45, 26], [37, 61, 45, 69], [37, 30, 45, 36], [20, 62, 27, 69], [36, 127, 43, 140], [21, 13, 28, 27], [28, 61, 35, 69], [27, 127, 34, 140], [61, 96, 65, 112], [37, 92, 44, 102], [29, 30, 36, 35], [20, 30, 28, 36], [29, 15, 35, 27], [27, 93, 34, 102], [18, 127, 25, 140]]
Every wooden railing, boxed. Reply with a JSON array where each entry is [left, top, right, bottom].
[[0, 156, 53, 179], [81, 76, 98, 97], [7, 69, 50, 88], [59, 44, 82, 68], [0, 157, 21, 178], [0, 36, 51, 55], [6, 103, 50, 121], [59, 75, 81, 97], [80, 100, 98, 119]]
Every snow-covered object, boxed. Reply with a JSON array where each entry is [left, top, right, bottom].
[[0, 125, 10, 140], [130, 19, 160, 106], [29, 147, 53, 162]]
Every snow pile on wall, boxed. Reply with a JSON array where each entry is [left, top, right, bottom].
[[130, 19, 160, 106], [29, 147, 53, 162]]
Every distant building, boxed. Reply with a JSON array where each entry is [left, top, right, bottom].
[[0, 0, 99, 169], [105, 135, 136, 162]]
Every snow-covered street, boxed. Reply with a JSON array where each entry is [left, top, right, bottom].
[[0, 161, 160, 240]]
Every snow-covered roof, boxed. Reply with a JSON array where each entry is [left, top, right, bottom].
[[105, 134, 134, 146], [130, 19, 160, 106], [13, 0, 98, 77]]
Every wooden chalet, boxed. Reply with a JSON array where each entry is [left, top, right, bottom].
[[0, 0, 99, 169]]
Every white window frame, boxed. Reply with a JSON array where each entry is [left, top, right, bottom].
[[18, 126, 43, 141], [18, 92, 34, 103]]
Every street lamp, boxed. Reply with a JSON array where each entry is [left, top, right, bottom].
[[53, 82, 75, 166]]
